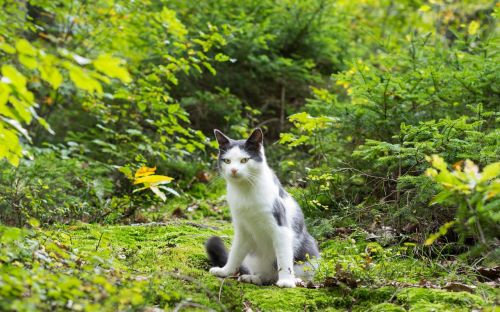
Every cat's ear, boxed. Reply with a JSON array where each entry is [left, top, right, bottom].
[[214, 129, 231, 149], [246, 128, 263, 147]]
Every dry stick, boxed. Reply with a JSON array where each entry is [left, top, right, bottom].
[[164, 272, 228, 312], [255, 117, 279, 129], [280, 85, 286, 132], [218, 277, 227, 302], [95, 232, 104, 251]]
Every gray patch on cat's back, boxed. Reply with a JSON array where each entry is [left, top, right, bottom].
[[273, 173, 287, 198], [292, 206, 305, 234], [272, 198, 287, 227], [294, 233, 320, 262]]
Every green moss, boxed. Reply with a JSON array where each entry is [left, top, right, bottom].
[[409, 302, 460, 312], [397, 288, 485, 311], [369, 303, 406, 312], [353, 286, 395, 302], [4, 221, 495, 311], [244, 287, 345, 311]]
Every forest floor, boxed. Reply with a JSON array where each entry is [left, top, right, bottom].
[[35, 220, 497, 312]]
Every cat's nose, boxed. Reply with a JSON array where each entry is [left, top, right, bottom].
[[231, 168, 238, 175]]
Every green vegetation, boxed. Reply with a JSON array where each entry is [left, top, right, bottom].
[[0, 221, 496, 311], [0, 0, 498, 311]]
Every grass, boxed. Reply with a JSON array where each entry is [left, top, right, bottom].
[[2, 219, 492, 311]]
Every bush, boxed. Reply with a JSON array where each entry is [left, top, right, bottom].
[[424, 156, 500, 253], [277, 2, 499, 256], [0, 151, 114, 225]]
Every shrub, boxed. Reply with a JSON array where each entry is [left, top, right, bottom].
[[0, 151, 113, 225], [424, 155, 500, 253]]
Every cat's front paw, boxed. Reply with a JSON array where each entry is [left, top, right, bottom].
[[276, 278, 297, 288], [209, 266, 232, 278]]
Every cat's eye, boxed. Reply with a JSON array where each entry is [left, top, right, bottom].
[[223, 159, 231, 164], [241, 158, 249, 164]]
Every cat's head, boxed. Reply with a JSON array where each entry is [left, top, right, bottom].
[[214, 128, 265, 182]]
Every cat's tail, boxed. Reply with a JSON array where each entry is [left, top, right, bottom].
[[205, 236, 228, 267]]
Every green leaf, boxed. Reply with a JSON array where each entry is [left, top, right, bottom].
[[28, 218, 40, 228], [0, 117, 32, 142], [430, 155, 447, 171], [119, 166, 133, 180], [15, 39, 37, 56], [485, 180, 500, 200], [0, 227, 22, 243], [0, 82, 11, 108], [480, 162, 500, 182], [93, 54, 131, 83], [18, 55, 38, 70], [0, 124, 22, 166], [202, 62, 216, 75], [40, 65, 63, 89], [430, 191, 452, 205], [215, 53, 230, 62], [2, 64, 27, 90], [159, 7, 188, 39], [64, 62, 103, 94], [424, 221, 455, 245], [37, 117, 55, 135], [9, 96, 32, 123], [0, 43, 16, 54]]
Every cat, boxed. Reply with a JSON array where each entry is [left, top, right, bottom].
[[205, 128, 319, 288]]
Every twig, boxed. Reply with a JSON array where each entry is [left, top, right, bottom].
[[164, 271, 228, 312], [95, 232, 104, 251], [255, 118, 279, 129], [335, 166, 398, 182], [218, 277, 227, 302]]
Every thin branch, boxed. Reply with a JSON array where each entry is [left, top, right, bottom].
[[95, 232, 104, 251]]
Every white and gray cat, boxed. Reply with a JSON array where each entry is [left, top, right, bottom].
[[205, 128, 319, 288]]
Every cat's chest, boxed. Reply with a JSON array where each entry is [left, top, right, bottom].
[[226, 186, 275, 211]]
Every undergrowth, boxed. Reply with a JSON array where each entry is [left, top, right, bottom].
[[0, 219, 497, 311]]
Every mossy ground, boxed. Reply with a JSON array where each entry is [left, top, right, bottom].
[[37, 220, 497, 312]]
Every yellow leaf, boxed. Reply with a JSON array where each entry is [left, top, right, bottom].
[[134, 175, 173, 185], [468, 21, 480, 35], [134, 166, 156, 178]]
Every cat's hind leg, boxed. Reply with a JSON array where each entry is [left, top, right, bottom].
[[238, 274, 263, 285], [240, 253, 277, 286]]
